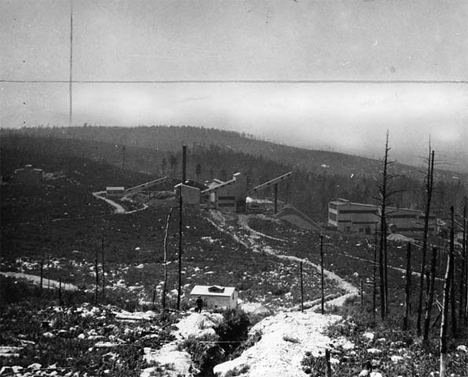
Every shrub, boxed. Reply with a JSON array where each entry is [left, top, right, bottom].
[[181, 333, 224, 375], [215, 309, 251, 354]]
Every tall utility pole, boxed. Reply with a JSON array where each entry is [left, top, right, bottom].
[[177, 146, 187, 310]]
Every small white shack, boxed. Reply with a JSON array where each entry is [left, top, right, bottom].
[[190, 285, 238, 310]]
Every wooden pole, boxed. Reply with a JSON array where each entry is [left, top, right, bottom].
[[325, 349, 332, 377], [162, 207, 173, 309], [300, 261, 304, 313], [274, 183, 278, 214], [373, 226, 377, 318], [403, 242, 412, 331], [424, 247, 438, 344], [360, 278, 364, 309], [440, 206, 455, 377], [59, 277, 62, 305], [450, 207, 457, 338], [40, 259, 44, 295], [101, 233, 105, 300], [95, 247, 99, 304], [460, 203, 467, 324], [320, 234, 325, 315], [177, 145, 186, 311]]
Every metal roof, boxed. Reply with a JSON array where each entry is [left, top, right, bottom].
[[190, 285, 237, 297]]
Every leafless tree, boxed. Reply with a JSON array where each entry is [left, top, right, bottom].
[[417, 149, 435, 335], [423, 246, 438, 345], [375, 131, 397, 319], [161, 208, 173, 310], [403, 242, 412, 330], [439, 206, 455, 377]]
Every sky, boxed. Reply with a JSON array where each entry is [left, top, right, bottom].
[[1, 0, 467, 171]]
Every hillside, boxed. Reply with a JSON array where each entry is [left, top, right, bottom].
[[2, 125, 466, 182], [1, 144, 467, 376], [1, 128, 467, 223]]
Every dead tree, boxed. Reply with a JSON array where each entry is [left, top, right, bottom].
[[459, 203, 467, 325], [440, 206, 455, 377], [423, 247, 438, 345], [161, 207, 173, 310], [101, 232, 105, 300], [94, 247, 99, 304], [403, 242, 412, 330], [375, 131, 395, 319], [451, 206, 461, 338], [373, 225, 377, 318], [177, 145, 186, 311], [417, 149, 435, 336]]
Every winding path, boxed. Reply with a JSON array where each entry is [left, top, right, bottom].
[[208, 211, 359, 309], [92, 191, 148, 214]]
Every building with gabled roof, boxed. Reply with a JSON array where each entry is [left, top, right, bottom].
[[189, 285, 238, 310]]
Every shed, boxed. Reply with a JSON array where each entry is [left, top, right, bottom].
[[189, 285, 238, 310], [106, 187, 125, 197]]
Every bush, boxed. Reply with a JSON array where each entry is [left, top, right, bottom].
[[215, 309, 251, 355], [181, 333, 224, 376]]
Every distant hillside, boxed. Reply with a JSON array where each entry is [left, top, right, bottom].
[[1, 127, 466, 220], [2, 125, 464, 183]]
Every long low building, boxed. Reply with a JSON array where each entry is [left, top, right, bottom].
[[328, 199, 379, 235], [328, 198, 436, 236]]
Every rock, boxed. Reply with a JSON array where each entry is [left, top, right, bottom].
[[362, 332, 375, 341], [28, 363, 42, 370]]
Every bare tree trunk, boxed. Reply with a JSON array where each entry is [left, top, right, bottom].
[[95, 248, 99, 304], [450, 207, 457, 338], [177, 145, 186, 311], [417, 149, 435, 335], [320, 234, 325, 315], [162, 207, 173, 310], [423, 247, 438, 345], [40, 259, 44, 295], [460, 203, 467, 325], [403, 242, 412, 331], [101, 233, 105, 300], [378, 131, 391, 319], [300, 261, 304, 313], [440, 207, 455, 377], [373, 226, 377, 318]]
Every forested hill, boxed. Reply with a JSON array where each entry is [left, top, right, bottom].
[[2, 125, 458, 181]]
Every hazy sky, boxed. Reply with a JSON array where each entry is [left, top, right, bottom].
[[1, 0, 467, 170]]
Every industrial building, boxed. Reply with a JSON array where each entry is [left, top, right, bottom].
[[108, 171, 292, 214], [328, 199, 379, 234], [106, 187, 125, 198], [328, 198, 436, 236]]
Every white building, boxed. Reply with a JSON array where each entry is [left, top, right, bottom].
[[189, 285, 238, 310]]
